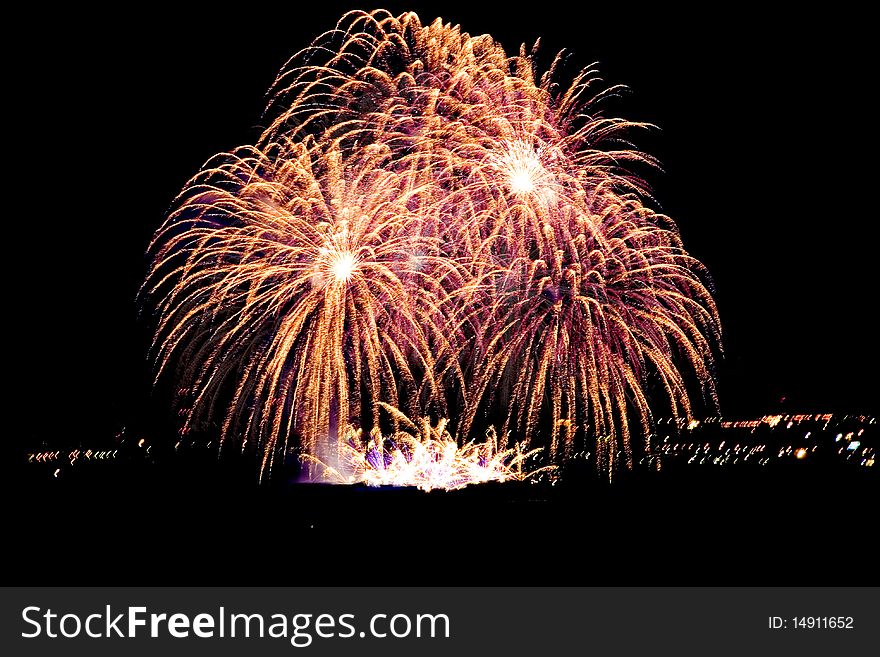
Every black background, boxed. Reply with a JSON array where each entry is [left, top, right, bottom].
[[8, 3, 876, 585]]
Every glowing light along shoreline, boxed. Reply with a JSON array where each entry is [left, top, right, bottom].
[[144, 10, 721, 487], [304, 409, 551, 491]]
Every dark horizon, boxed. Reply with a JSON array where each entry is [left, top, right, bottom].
[[13, 2, 876, 447]]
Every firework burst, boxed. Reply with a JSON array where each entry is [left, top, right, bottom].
[[146, 140, 466, 477], [144, 10, 721, 484], [304, 404, 549, 491]]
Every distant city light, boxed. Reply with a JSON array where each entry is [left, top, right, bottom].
[[23, 411, 876, 479]]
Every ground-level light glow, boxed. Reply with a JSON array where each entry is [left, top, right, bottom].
[[304, 408, 551, 491]]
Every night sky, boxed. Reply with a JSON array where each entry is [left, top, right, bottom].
[[15, 2, 875, 446]]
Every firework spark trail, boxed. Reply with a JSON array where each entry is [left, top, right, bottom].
[[147, 140, 468, 477], [304, 404, 550, 491], [145, 10, 721, 484]]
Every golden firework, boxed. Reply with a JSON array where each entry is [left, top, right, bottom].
[[145, 10, 720, 484]]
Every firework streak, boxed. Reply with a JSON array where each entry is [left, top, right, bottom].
[[145, 10, 721, 486]]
